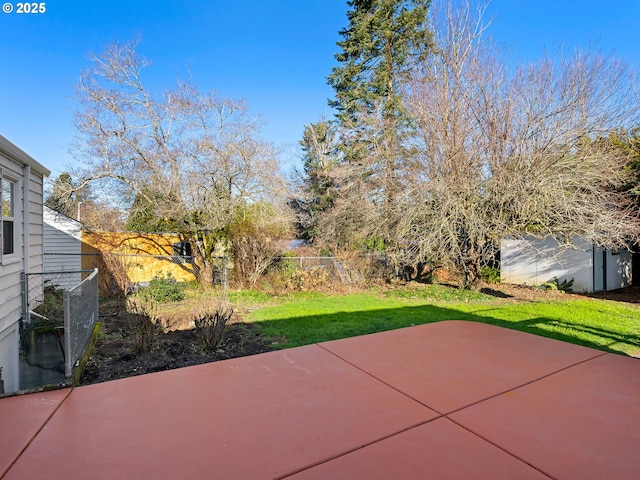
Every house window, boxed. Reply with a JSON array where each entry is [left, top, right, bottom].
[[1, 177, 15, 256], [173, 241, 192, 263]]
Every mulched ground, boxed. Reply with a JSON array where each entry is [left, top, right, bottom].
[[587, 285, 640, 304], [80, 316, 275, 386], [484, 283, 640, 304]]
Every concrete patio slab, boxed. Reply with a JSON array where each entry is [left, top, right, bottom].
[[320, 320, 605, 413], [287, 417, 551, 480], [0, 388, 70, 477], [3, 344, 437, 480], [450, 352, 640, 480], [1, 321, 638, 480]]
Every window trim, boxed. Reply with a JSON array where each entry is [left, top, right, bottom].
[[1, 169, 17, 263], [173, 241, 193, 264]]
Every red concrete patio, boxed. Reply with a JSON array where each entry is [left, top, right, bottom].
[[2, 320, 639, 479]]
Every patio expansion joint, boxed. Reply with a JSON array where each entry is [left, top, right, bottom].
[[275, 417, 442, 480], [270, 344, 451, 478], [439, 351, 611, 480], [316, 343, 446, 415], [445, 350, 609, 417], [443, 416, 558, 480], [310, 345, 610, 480], [0, 388, 74, 480]]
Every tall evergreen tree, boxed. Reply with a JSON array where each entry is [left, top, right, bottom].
[[328, 0, 433, 122], [327, 0, 433, 249], [291, 121, 340, 240]]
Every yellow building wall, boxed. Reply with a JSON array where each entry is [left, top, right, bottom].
[[81, 231, 197, 284]]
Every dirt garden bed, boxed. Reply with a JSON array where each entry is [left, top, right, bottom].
[[80, 302, 276, 385]]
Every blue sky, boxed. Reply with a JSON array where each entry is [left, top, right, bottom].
[[0, 0, 638, 177]]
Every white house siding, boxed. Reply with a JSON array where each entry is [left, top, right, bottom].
[[28, 173, 45, 273], [0, 326, 18, 395], [43, 206, 82, 280], [0, 136, 49, 393], [501, 235, 632, 293], [0, 154, 26, 348]]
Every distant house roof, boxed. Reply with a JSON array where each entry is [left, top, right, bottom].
[[0, 134, 51, 176], [44, 205, 83, 227]]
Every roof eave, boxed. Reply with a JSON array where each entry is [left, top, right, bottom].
[[0, 134, 52, 177]]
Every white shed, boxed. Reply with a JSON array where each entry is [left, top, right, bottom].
[[0, 135, 50, 394], [501, 235, 633, 293]]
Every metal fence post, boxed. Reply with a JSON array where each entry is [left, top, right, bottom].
[[20, 272, 28, 322], [63, 290, 71, 377], [94, 268, 99, 329]]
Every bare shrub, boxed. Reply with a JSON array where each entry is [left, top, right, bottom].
[[126, 300, 160, 353], [334, 250, 377, 285], [194, 294, 233, 350], [100, 252, 134, 297], [229, 202, 292, 288], [285, 267, 331, 291], [231, 236, 282, 287]]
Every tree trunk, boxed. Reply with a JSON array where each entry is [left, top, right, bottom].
[[462, 260, 481, 290], [198, 259, 215, 290]]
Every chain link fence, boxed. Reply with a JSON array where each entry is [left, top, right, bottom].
[[21, 268, 99, 380], [63, 269, 99, 377], [44, 252, 204, 296], [275, 255, 389, 284], [22, 269, 93, 319], [42, 252, 391, 292], [277, 256, 339, 271]]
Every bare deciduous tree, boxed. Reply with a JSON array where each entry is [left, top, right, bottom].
[[402, 0, 640, 287], [323, 1, 640, 288], [228, 202, 292, 287], [72, 40, 289, 287]]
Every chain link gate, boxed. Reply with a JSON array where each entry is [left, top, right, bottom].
[[63, 269, 99, 377], [21, 268, 99, 379]]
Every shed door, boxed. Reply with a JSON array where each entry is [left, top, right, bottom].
[[593, 246, 606, 292]]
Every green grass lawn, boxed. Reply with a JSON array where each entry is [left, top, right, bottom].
[[246, 285, 640, 357]]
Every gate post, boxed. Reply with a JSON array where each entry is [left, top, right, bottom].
[[63, 290, 71, 377], [20, 272, 28, 322]]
